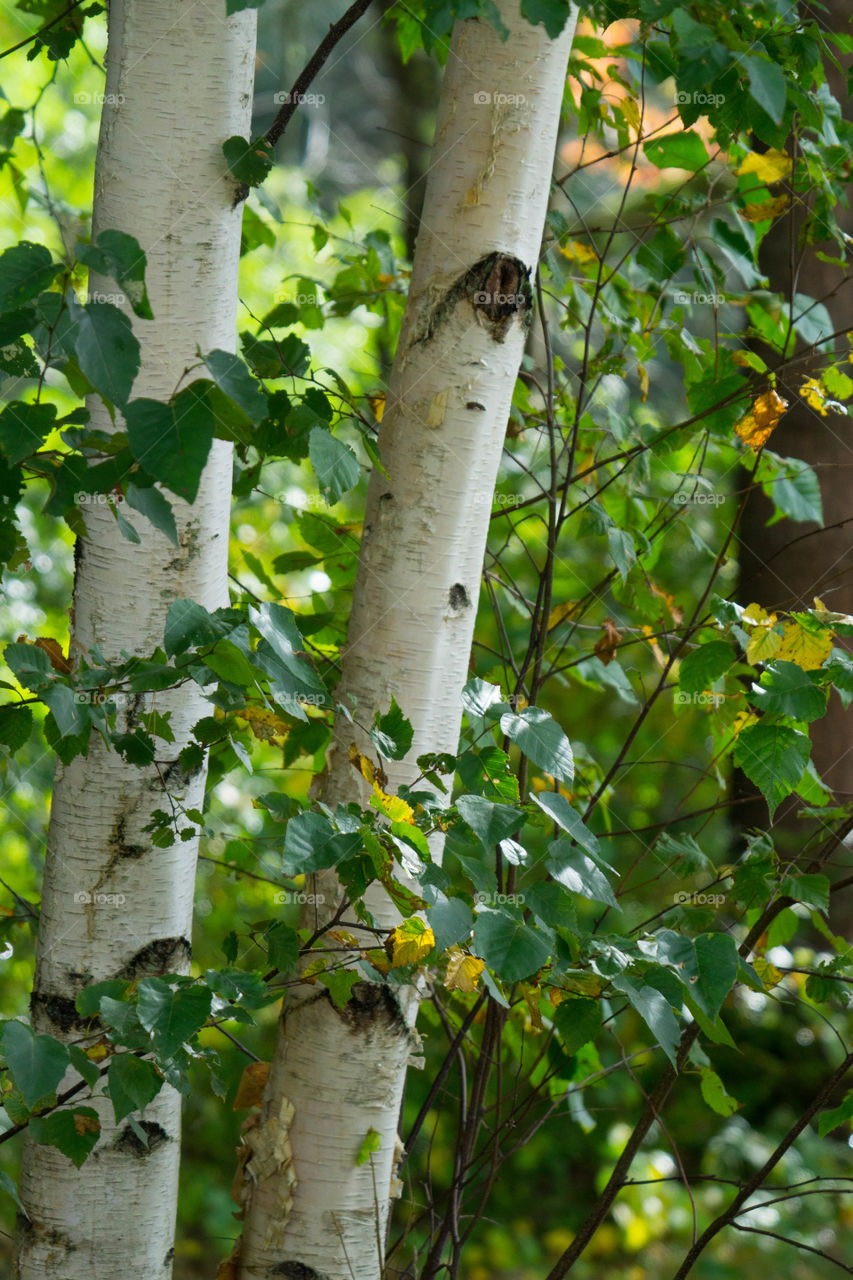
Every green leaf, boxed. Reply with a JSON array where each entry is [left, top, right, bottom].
[[204, 348, 267, 424], [164, 599, 237, 656], [356, 1126, 382, 1165], [124, 483, 179, 546], [763, 455, 823, 525], [225, 0, 266, 12], [500, 707, 573, 782], [5, 641, 52, 690], [223, 135, 274, 188], [552, 997, 602, 1054], [281, 811, 360, 874], [524, 882, 577, 932], [125, 391, 214, 503], [0, 400, 57, 463], [371, 697, 414, 760], [698, 1066, 740, 1116], [76, 979, 129, 1018], [265, 920, 300, 973], [694, 932, 738, 1020], [818, 1089, 853, 1137], [750, 661, 826, 723], [0, 241, 60, 312], [744, 56, 787, 126], [308, 428, 360, 505], [781, 872, 830, 914], [202, 640, 258, 688], [473, 909, 551, 982], [136, 979, 212, 1058], [107, 1054, 163, 1123], [67, 293, 140, 408], [29, 1107, 100, 1168], [520, 0, 573, 38], [427, 897, 474, 953], [67, 1044, 101, 1089], [319, 969, 361, 1009], [607, 527, 635, 583], [2, 1020, 69, 1108], [249, 602, 329, 706], [547, 841, 617, 908], [0, 703, 33, 752], [679, 641, 735, 694], [733, 722, 811, 817], [41, 682, 92, 738], [0, 1170, 27, 1218], [611, 975, 680, 1067], [643, 131, 709, 171], [76, 229, 153, 319], [461, 678, 505, 719], [456, 795, 523, 849], [532, 791, 600, 858]]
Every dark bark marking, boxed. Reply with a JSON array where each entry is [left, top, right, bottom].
[[411, 252, 533, 347], [272, 1263, 330, 1279], [30, 990, 89, 1034], [118, 936, 191, 980], [113, 1119, 170, 1156], [448, 583, 471, 611]]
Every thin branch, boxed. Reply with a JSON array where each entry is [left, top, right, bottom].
[[265, 0, 375, 148]]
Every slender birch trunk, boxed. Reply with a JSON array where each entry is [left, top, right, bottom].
[[16, 3, 256, 1276], [236, 7, 577, 1278]]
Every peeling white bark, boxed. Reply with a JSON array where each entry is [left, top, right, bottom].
[[16, 2, 256, 1277], [237, 7, 577, 1279]]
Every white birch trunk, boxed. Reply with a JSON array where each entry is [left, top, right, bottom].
[[237, 7, 577, 1278], [16, 2, 256, 1276]]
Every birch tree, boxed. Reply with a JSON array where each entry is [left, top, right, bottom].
[[12, 2, 256, 1275], [235, 5, 578, 1277]]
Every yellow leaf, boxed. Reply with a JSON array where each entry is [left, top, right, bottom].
[[233, 1061, 270, 1110], [559, 239, 598, 265], [445, 946, 484, 993], [799, 375, 829, 417], [637, 364, 649, 402], [736, 149, 792, 183], [642, 624, 667, 670], [368, 392, 385, 422], [522, 985, 543, 1032], [775, 619, 833, 670], [370, 782, 414, 825], [740, 195, 789, 222], [349, 744, 378, 784], [548, 601, 581, 631], [753, 958, 784, 990], [621, 96, 640, 132], [86, 1041, 109, 1062], [743, 603, 776, 627], [389, 919, 434, 967], [236, 706, 289, 742], [554, 972, 605, 997], [735, 389, 788, 448], [812, 597, 853, 626], [746, 624, 782, 665], [731, 710, 759, 737]]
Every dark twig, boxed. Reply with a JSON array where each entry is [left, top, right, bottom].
[[265, 0, 375, 148]]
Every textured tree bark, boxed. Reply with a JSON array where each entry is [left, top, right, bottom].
[[735, 0, 853, 908], [16, 1, 256, 1276], [235, 6, 578, 1279]]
